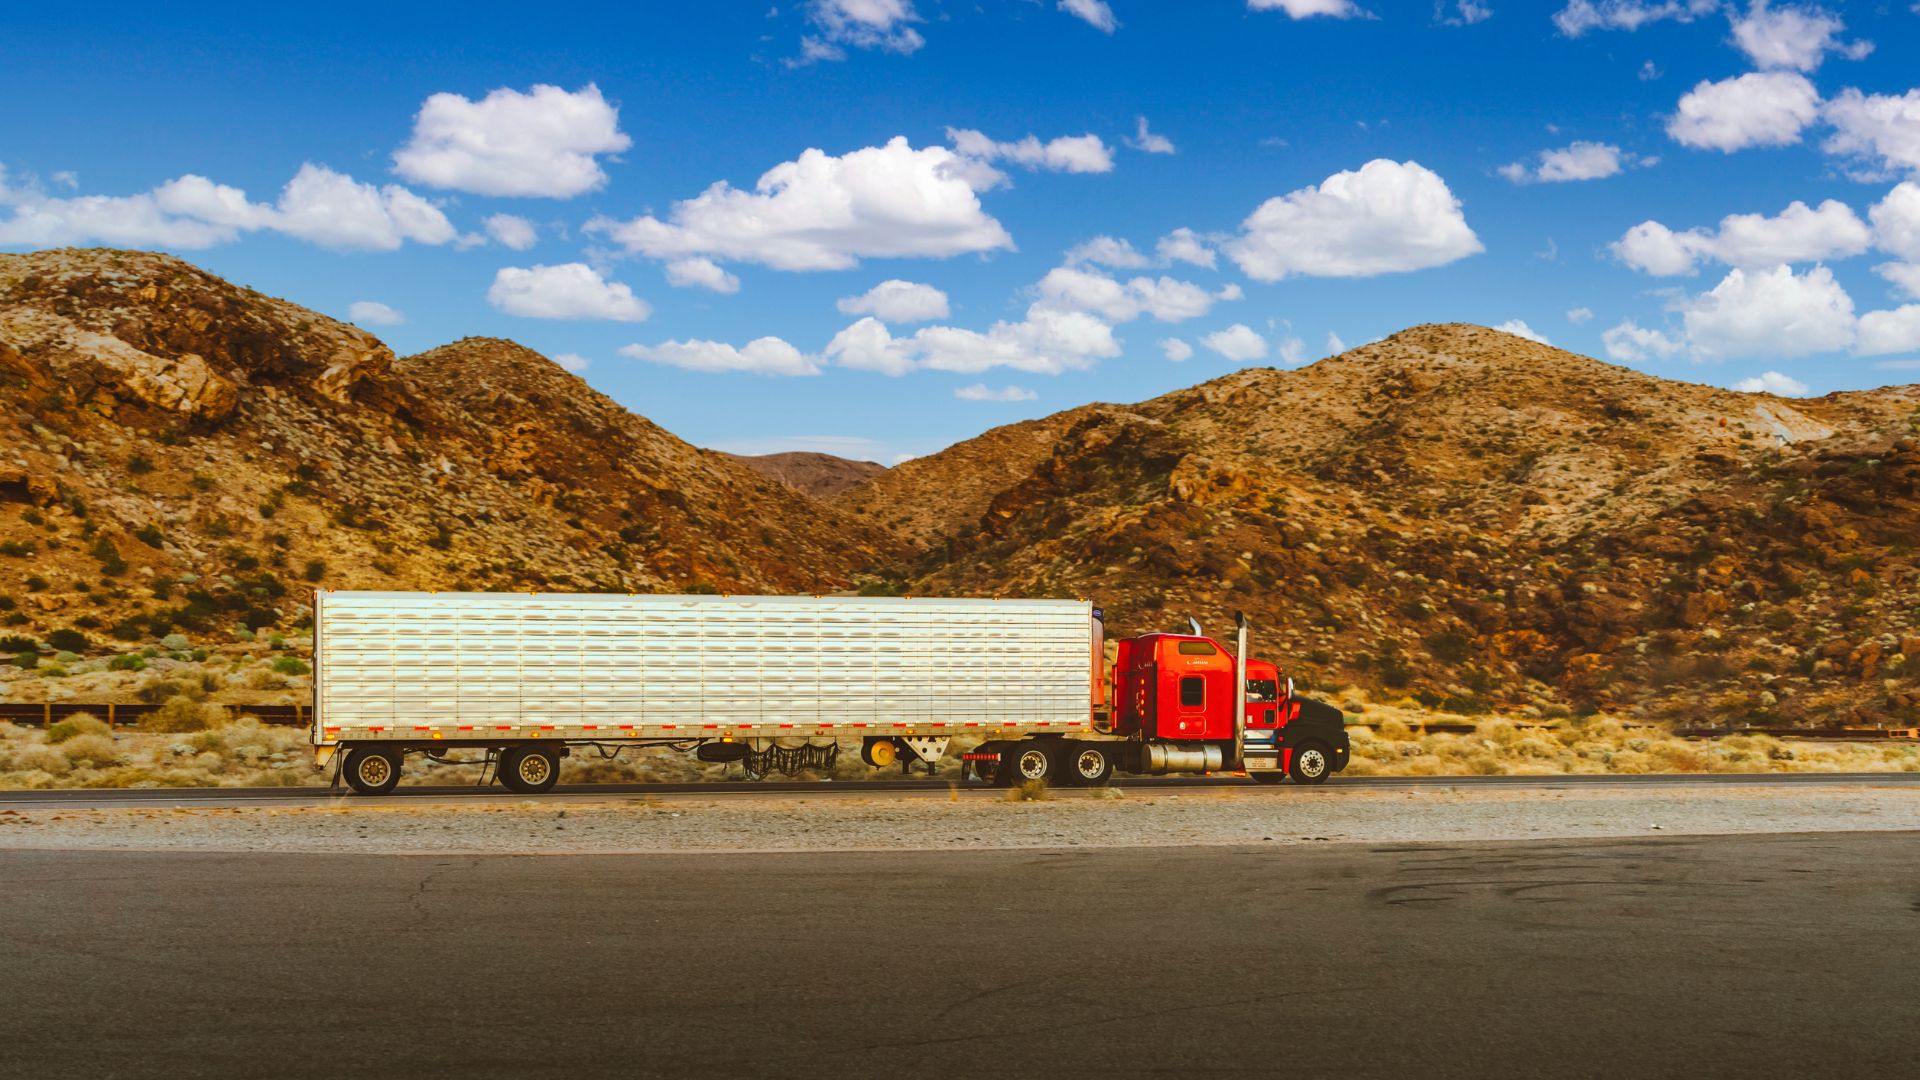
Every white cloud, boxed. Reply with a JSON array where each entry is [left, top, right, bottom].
[[955, 383, 1039, 401], [1059, 0, 1118, 32], [1155, 227, 1216, 268], [1496, 319, 1551, 344], [946, 127, 1115, 174], [836, 279, 950, 322], [798, 0, 924, 62], [1034, 265, 1233, 324], [0, 163, 455, 252], [1552, 0, 1717, 36], [1639, 60, 1662, 80], [1436, 2, 1493, 25], [552, 352, 591, 373], [1612, 199, 1872, 275], [620, 336, 820, 376], [1824, 90, 1920, 177], [1126, 116, 1176, 155], [826, 309, 1121, 376], [664, 257, 742, 294], [1160, 337, 1195, 361], [1602, 320, 1685, 362], [1856, 305, 1920, 356], [1249, 0, 1366, 18], [1873, 183, 1920, 262], [484, 213, 538, 251], [1729, 1, 1871, 73], [1567, 306, 1595, 323], [1877, 262, 1920, 301], [1732, 370, 1812, 395], [1326, 330, 1347, 353], [1200, 323, 1269, 362], [584, 137, 1013, 271], [1276, 333, 1308, 366], [1225, 159, 1482, 281], [1066, 235, 1151, 268], [392, 84, 629, 199], [1667, 72, 1820, 152], [1683, 264, 1856, 360], [347, 300, 405, 326], [487, 263, 652, 322], [1498, 141, 1647, 183]]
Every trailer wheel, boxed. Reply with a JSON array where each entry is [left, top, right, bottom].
[[343, 747, 402, 795], [1012, 744, 1056, 785], [1069, 745, 1113, 786], [1288, 742, 1332, 786], [499, 746, 560, 794]]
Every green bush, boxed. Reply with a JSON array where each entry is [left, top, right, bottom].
[[269, 656, 310, 675], [0, 540, 35, 557], [134, 523, 165, 548], [0, 634, 36, 652], [91, 536, 128, 576], [107, 654, 148, 671], [46, 628, 89, 653], [303, 559, 326, 582], [47, 713, 111, 743], [11, 651, 38, 670]]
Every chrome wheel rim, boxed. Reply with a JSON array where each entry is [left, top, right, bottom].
[[519, 754, 552, 785], [1299, 750, 1326, 778], [1075, 750, 1105, 779], [357, 755, 391, 787], [1018, 750, 1048, 779]]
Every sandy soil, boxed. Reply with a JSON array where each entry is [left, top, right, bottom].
[[2, 783, 1915, 856]]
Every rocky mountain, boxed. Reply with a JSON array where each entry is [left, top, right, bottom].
[[722, 451, 885, 498], [0, 249, 898, 649], [847, 324, 1920, 726]]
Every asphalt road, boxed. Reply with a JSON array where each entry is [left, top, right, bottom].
[[4, 832, 1917, 1079], [5, 770, 1917, 811]]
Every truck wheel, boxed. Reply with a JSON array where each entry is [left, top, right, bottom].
[[343, 747, 402, 795], [1069, 745, 1113, 786], [1011, 743, 1055, 785], [499, 746, 560, 794], [1249, 771, 1286, 785], [1288, 742, 1332, 785]]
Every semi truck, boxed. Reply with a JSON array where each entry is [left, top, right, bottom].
[[311, 591, 1349, 795]]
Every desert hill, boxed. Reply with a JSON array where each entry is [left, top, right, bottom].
[[0, 249, 897, 648], [722, 451, 885, 498], [853, 324, 1920, 725]]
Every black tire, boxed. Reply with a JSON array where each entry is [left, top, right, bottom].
[[1010, 743, 1056, 786], [343, 747, 402, 795], [499, 745, 560, 794], [1288, 742, 1333, 785], [1067, 744, 1113, 786], [1249, 771, 1286, 785]]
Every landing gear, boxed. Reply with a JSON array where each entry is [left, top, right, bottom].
[[343, 747, 402, 795], [499, 745, 560, 794]]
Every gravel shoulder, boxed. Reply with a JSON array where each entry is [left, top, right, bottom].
[[1, 782, 1916, 855]]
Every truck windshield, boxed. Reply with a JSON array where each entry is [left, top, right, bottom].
[[1246, 679, 1278, 702]]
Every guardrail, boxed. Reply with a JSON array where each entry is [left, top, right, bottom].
[[0, 702, 308, 728]]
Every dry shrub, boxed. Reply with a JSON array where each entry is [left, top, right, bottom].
[[1007, 778, 1052, 801], [59, 734, 123, 769], [47, 713, 110, 743], [139, 696, 229, 733]]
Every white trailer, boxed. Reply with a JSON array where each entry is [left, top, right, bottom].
[[313, 591, 1103, 793]]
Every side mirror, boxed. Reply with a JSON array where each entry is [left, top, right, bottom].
[[1284, 677, 1295, 701]]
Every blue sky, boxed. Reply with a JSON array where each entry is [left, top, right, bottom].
[[3, 1, 1919, 463]]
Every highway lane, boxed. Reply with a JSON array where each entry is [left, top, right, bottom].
[[2, 832, 1916, 1079], [2, 770, 1918, 810]]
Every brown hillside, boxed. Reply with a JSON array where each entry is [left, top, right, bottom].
[[723, 451, 885, 497], [0, 249, 897, 651], [878, 324, 1920, 726]]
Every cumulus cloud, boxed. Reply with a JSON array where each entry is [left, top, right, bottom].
[[347, 301, 404, 326], [1731, 370, 1811, 395], [1682, 264, 1856, 360], [552, 352, 590, 373], [836, 279, 950, 322], [1729, 1, 1871, 72], [1877, 262, 1920, 301], [1856, 305, 1920, 357], [664, 257, 742, 294], [1160, 338, 1195, 361], [1059, 0, 1117, 32], [1248, 0, 1367, 18], [484, 214, 538, 251], [1567, 306, 1595, 323], [0, 163, 455, 252], [392, 84, 629, 199], [486, 263, 652, 322], [1034, 265, 1235, 323], [1225, 159, 1482, 281], [1822, 89, 1920, 177], [826, 309, 1120, 376], [1552, 0, 1717, 36], [1611, 198, 1872, 275], [955, 383, 1039, 401], [946, 127, 1115, 175], [1200, 323, 1269, 362], [1667, 72, 1820, 152], [621, 336, 819, 376], [1126, 117, 1176, 155], [585, 137, 1013, 271], [1498, 141, 1650, 183], [1326, 330, 1348, 353], [1602, 320, 1685, 362], [1873, 183, 1920, 262], [796, 0, 924, 63], [1156, 227, 1216, 268], [1496, 319, 1551, 344], [1066, 235, 1151, 268]]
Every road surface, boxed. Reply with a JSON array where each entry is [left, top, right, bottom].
[[2, 831, 1915, 1078]]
